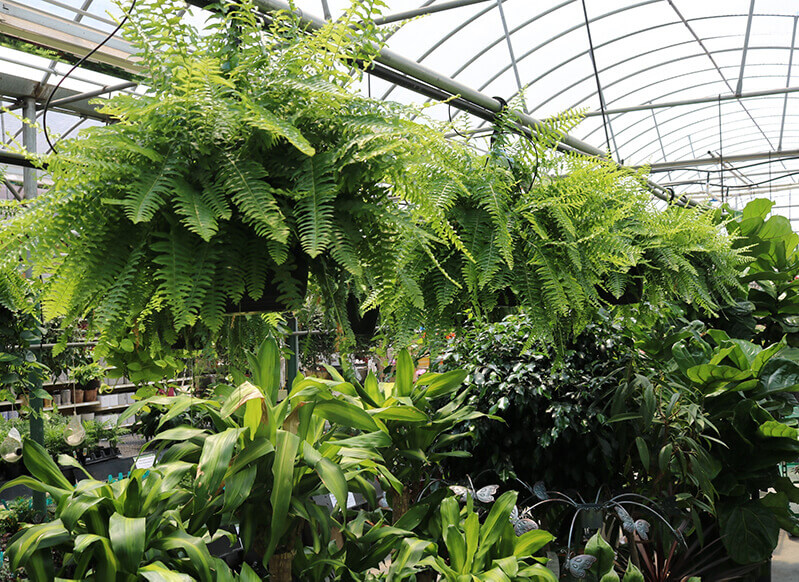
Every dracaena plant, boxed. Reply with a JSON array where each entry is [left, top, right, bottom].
[[320, 349, 487, 520], [385, 491, 557, 582], [124, 337, 400, 581], [1, 438, 256, 581]]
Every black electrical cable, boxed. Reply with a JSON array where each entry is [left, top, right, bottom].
[[42, 0, 139, 154], [703, 169, 799, 189]]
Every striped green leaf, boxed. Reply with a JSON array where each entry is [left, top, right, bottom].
[[109, 512, 146, 574]]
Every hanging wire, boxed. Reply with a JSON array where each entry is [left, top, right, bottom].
[[42, 0, 139, 154]]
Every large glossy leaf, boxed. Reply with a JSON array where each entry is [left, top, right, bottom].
[[313, 399, 382, 432], [394, 349, 415, 398], [685, 364, 752, 387], [758, 420, 799, 439], [196, 428, 243, 503], [370, 405, 428, 422], [109, 513, 145, 574], [445, 525, 468, 573], [719, 501, 779, 564], [479, 491, 517, 553], [152, 530, 215, 582], [514, 530, 555, 559], [759, 349, 799, 394], [266, 430, 301, 562], [421, 369, 468, 400], [584, 531, 614, 575], [220, 381, 264, 418], [302, 442, 347, 511], [8, 519, 70, 572], [248, 338, 281, 404], [223, 465, 257, 513], [21, 438, 72, 490], [140, 561, 194, 582]]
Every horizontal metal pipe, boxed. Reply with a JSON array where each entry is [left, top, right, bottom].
[[0, 149, 40, 169], [584, 85, 799, 117], [45, 81, 138, 109], [639, 147, 799, 171], [372, 0, 495, 26]]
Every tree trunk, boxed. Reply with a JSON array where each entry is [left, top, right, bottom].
[[268, 549, 296, 582], [389, 488, 414, 523]]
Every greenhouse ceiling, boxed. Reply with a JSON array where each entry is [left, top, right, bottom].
[[2, 0, 799, 226]]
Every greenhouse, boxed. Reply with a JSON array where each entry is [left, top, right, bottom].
[[2, 0, 799, 580]]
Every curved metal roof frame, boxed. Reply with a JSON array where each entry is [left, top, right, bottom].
[[4, 0, 799, 221]]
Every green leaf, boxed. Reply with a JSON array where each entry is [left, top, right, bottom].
[[513, 530, 555, 558], [220, 381, 264, 418], [140, 562, 194, 582], [243, 98, 315, 156], [108, 513, 145, 574], [395, 349, 414, 398], [267, 430, 301, 562], [719, 501, 780, 564], [758, 420, 798, 439], [420, 369, 468, 399], [8, 519, 70, 573], [196, 428, 242, 503], [635, 437, 649, 473], [622, 561, 644, 582], [585, 531, 615, 576], [370, 405, 428, 422], [313, 399, 381, 432], [22, 438, 72, 491]]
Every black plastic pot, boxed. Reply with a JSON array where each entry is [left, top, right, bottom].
[[225, 250, 309, 315], [597, 267, 644, 305], [346, 294, 379, 337]]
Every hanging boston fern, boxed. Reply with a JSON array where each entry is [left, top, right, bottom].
[[1, 0, 743, 356]]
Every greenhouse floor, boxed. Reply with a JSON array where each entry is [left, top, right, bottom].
[[773, 531, 799, 581]]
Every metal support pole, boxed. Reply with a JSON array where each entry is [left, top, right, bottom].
[[22, 97, 45, 515], [287, 318, 299, 383], [778, 17, 798, 152]]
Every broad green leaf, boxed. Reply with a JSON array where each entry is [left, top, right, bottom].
[[445, 525, 467, 573], [395, 349, 414, 398], [313, 399, 381, 432], [758, 420, 799, 439], [250, 338, 281, 404], [267, 430, 301, 562], [220, 381, 264, 418], [140, 561, 194, 582], [22, 439, 72, 490], [370, 405, 428, 422], [635, 437, 649, 472], [479, 491, 517, 553], [514, 530, 555, 558], [152, 530, 214, 582], [196, 428, 242, 502], [109, 513, 145, 574], [223, 465, 257, 513], [8, 519, 70, 572], [421, 369, 468, 399], [585, 531, 615, 576], [719, 501, 779, 564], [622, 561, 644, 582]]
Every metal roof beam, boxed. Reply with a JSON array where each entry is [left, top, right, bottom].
[[735, 0, 756, 96], [584, 85, 799, 117], [372, 0, 494, 26], [0, 0, 139, 72], [188, 0, 690, 207], [779, 17, 798, 151], [633, 148, 799, 171]]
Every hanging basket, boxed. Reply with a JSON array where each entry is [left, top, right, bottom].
[[597, 267, 644, 305], [225, 251, 309, 316], [346, 294, 379, 337]]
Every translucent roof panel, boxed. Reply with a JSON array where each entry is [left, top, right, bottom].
[[3, 0, 799, 227]]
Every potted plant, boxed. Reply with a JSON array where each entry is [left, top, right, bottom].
[[70, 362, 104, 403]]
